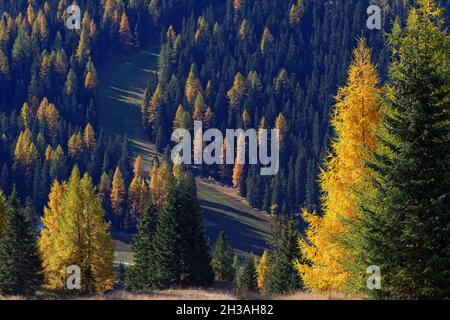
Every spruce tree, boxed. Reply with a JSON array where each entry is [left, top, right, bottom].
[[265, 216, 301, 294], [211, 231, 234, 283], [152, 171, 213, 288], [348, 1, 450, 299], [235, 254, 257, 299], [0, 189, 43, 296], [126, 202, 158, 290]]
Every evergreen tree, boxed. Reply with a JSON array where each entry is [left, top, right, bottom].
[[347, 1, 450, 299], [235, 254, 257, 299], [0, 190, 6, 236], [211, 231, 234, 283], [0, 189, 43, 296], [265, 216, 301, 294], [126, 202, 158, 290], [152, 172, 213, 288]]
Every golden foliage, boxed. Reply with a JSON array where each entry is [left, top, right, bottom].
[[295, 39, 381, 293]]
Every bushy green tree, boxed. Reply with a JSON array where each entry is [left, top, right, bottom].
[[0, 190, 43, 296], [211, 231, 234, 283], [347, 0, 450, 300]]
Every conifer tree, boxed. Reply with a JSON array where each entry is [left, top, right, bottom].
[[211, 231, 234, 283], [347, 1, 450, 299], [39, 167, 115, 292], [83, 123, 96, 154], [152, 172, 213, 288], [126, 202, 158, 290], [0, 190, 43, 296], [265, 216, 301, 294], [296, 38, 381, 293], [257, 250, 270, 292], [0, 190, 5, 236], [236, 254, 257, 298], [111, 166, 126, 227]]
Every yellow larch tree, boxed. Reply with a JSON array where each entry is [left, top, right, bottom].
[[149, 159, 173, 208], [185, 64, 203, 105], [119, 11, 133, 48], [68, 131, 84, 160], [83, 123, 96, 154], [128, 174, 148, 222], [294, 38, 381, 293], [173, 104, 184, 130], [111, 166, 126, 222], [39, 168, 115, 292], [257, 250, 270, 292], [38, 180, 67, 289], [227, 72, 248, 110], [147, 83, 164, 124], [274, 113, 288, 144], [133, 155, 145, 178]]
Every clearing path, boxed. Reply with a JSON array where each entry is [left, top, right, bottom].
[[97, 46, 272, 261], [98, 46, 160, 167]]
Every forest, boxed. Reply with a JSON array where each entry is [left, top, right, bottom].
[[0, 0, 449, 301]]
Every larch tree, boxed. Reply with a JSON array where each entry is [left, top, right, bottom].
[[185, 64, 203, 105], [40, 167, 115, 293], [227, 73, 248, 110], [133, 155, 145, 178], [295, 38, 381, 293], [83, 123, 96, 154], [257, 250, 270, 292], [111, 166, 127, 227], [119, 11, 133, 48], [38, 180, 66, 289]]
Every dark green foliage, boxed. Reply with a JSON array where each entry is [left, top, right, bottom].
[[347, 1, 450, 300], [126, 202, 158, 291], [265, 216, 301, 294], [211, 231, 234, 283], [152, 172, 213, 288], [235, 254, 257, 299], [0, 190, 43, 296]]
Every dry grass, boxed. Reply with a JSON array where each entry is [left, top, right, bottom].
[[1, 289, 361, 300], [80, 289, 237, 300]]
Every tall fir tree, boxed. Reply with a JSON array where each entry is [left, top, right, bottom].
[[265, 216, 301, 294], [211, 231, 234, 283], [347, 0, 450, 299], [0, 189, 43, 296], [126, 202, 158, 290]]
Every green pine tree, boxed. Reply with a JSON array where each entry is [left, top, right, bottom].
[[211, 231, 234, 283], [265, 216, 301, 294], [152, 172, 213, 288], [236, 254, 257, 299], [347, 0, 450, 300], [126, 202, 158, 290], [0, 189, 43, 296]]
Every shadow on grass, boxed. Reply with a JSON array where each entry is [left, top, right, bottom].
[[201, 199, 271, 256]]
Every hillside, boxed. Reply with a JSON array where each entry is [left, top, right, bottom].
[[97, 43, 272, 263]]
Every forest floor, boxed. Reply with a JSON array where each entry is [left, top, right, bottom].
[[97, 46, 273, 263]]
